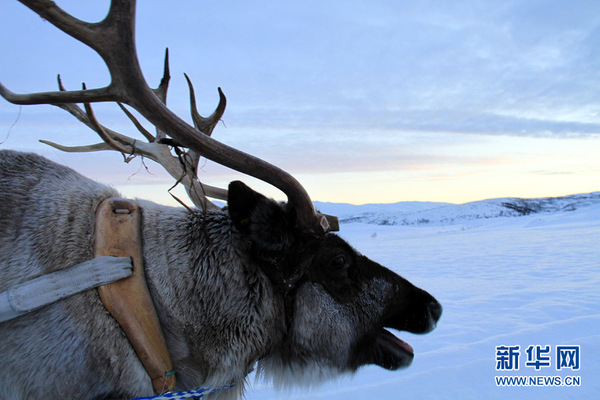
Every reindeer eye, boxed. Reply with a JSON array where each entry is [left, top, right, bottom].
[[331, 255, 347, 269]]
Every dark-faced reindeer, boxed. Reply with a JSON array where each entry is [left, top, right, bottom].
[[0, 1, 442, 399]]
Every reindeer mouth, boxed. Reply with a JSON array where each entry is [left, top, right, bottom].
[[351, 328, 414, 371], [365, 291, 442, 371], [372, 328, 414, 370], [353, 294, 442, 371]]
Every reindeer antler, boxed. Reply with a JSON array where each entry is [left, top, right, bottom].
[[0, 0, 338, 233], [41, 51, 227, 210]]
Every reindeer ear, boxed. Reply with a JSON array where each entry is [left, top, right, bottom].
[[227, 181, 294, 252], [228, 180, 266, 232]]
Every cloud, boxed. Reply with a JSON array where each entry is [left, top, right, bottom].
[[4, 0, 600, 139], [226, 105, 600, 139]]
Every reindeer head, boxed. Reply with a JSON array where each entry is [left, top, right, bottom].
[[227, 181, 441, 386]]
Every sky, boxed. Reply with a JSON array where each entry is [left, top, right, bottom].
[[1, 0, 600, 205]]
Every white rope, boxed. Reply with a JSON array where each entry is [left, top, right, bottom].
[[125, 385, 235, 400], [0, 256, 133, 322]]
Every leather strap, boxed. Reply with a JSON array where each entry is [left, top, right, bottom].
[[94, 198, 176, 394]]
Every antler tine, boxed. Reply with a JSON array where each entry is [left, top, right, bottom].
[[1, 0, 338, 233], [54, 75, 96, 128], [0, 82, 114, 105], [184, 74, 226, 138], [54, 75, 153, 150], [155, 49, 171, 105], [53, 76, 135, 158], [182, 74, 226, 198], [153, 49, 171, 141], [40, 141, 112, 153], [80, 83, 134, 159], [117, 102, 156, 143], [83, 102, 133, 160]]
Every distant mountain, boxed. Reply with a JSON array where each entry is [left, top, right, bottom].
[[315, 192, 600, 226]]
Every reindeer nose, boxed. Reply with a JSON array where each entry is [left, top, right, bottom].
[[427, 299, 443, 331], [408, 287, 442, 334], [385, 287, 442, 335]]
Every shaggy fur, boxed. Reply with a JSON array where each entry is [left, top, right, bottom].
[[0, 150, 441, 399]]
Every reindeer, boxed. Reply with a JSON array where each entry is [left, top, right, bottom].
[[0, 1, 442, 399]]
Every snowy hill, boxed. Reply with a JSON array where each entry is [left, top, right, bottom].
[[315, 192, 600, 226]]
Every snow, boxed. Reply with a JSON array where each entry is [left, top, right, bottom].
[[246, 193, 600, 399]]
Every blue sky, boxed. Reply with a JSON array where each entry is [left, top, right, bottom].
[[1, 1, 599, 204]]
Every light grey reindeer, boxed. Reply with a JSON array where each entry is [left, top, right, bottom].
[[0, 1, 442, 399]]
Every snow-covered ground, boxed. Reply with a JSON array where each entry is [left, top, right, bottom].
[[246, 193, 600, 399]]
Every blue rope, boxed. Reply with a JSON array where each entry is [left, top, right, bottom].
[[124, 385, 235, 400]]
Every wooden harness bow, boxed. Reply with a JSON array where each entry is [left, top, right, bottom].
[[94, 198, 176, 394]]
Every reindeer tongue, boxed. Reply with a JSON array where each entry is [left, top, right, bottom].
[[384, 330, 415, 355], [355, 328, 415, 370], [390, 333, 414, 355]]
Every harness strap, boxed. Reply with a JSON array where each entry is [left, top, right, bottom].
[[0, 256, 132, 323], [94, 198, 176, 394]]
